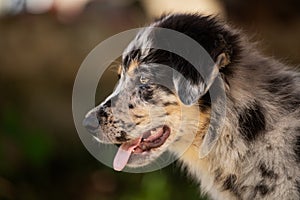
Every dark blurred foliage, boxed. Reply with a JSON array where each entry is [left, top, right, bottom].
[[221, 0, 300, 66], [0, 0, 299, 200]]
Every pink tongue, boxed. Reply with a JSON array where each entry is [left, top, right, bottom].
[[113, 137, 141, 171]]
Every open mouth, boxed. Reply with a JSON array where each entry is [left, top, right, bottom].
[[113, 125, 171, 171]]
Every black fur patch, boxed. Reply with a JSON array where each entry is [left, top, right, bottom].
[[259, 162, 278, 180], [143, 49, 203, 85], [124, 14, 242, 90], [296, 180, 300, 195], [238, 102, 266, 142], [123, 49, 141, 69], [116, 130, 128, 142], [135, 121, 141, 126], [294, 128, 300, 162], [155, 14, 241, 64], [98, 106, 108, 118], [139, 84, 154, 103], [223, 174, 237, 190], [222, 174, 240, 197], [199, 92, 211, 113], [254, 183, 269, 197]]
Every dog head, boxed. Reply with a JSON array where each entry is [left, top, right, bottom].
[[83, 14, 240, 171]]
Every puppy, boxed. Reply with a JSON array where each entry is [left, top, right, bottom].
[[83, 14, 300, 200]]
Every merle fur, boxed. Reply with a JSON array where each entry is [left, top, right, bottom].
[[104, 13, 300, 200], [238, 102, 266, 142]]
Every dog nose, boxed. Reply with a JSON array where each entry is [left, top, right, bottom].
[[83, 111, 99, 133]]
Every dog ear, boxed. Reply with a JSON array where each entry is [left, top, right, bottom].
[[199, 53, 229, 157], [173, 53, 228, 105]]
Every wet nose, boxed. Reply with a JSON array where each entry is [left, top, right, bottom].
[[83, 111, 99, 133]]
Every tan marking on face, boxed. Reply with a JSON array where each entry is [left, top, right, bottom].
[[127, 60, 140, 75], [176, 101, 210, 141], [164, 103, 181, 116], [195, 110, 211, 144], [167, 102, 211, 166], [129, 107, 150, 126], [117, 65, 122, 76], [197, 99, 211, 139], [175, 105, 211, 175]]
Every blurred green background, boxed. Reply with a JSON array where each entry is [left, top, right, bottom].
[[0, 0, 300, 199]]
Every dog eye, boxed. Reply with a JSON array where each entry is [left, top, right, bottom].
[[140, 75, 149, 84]]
